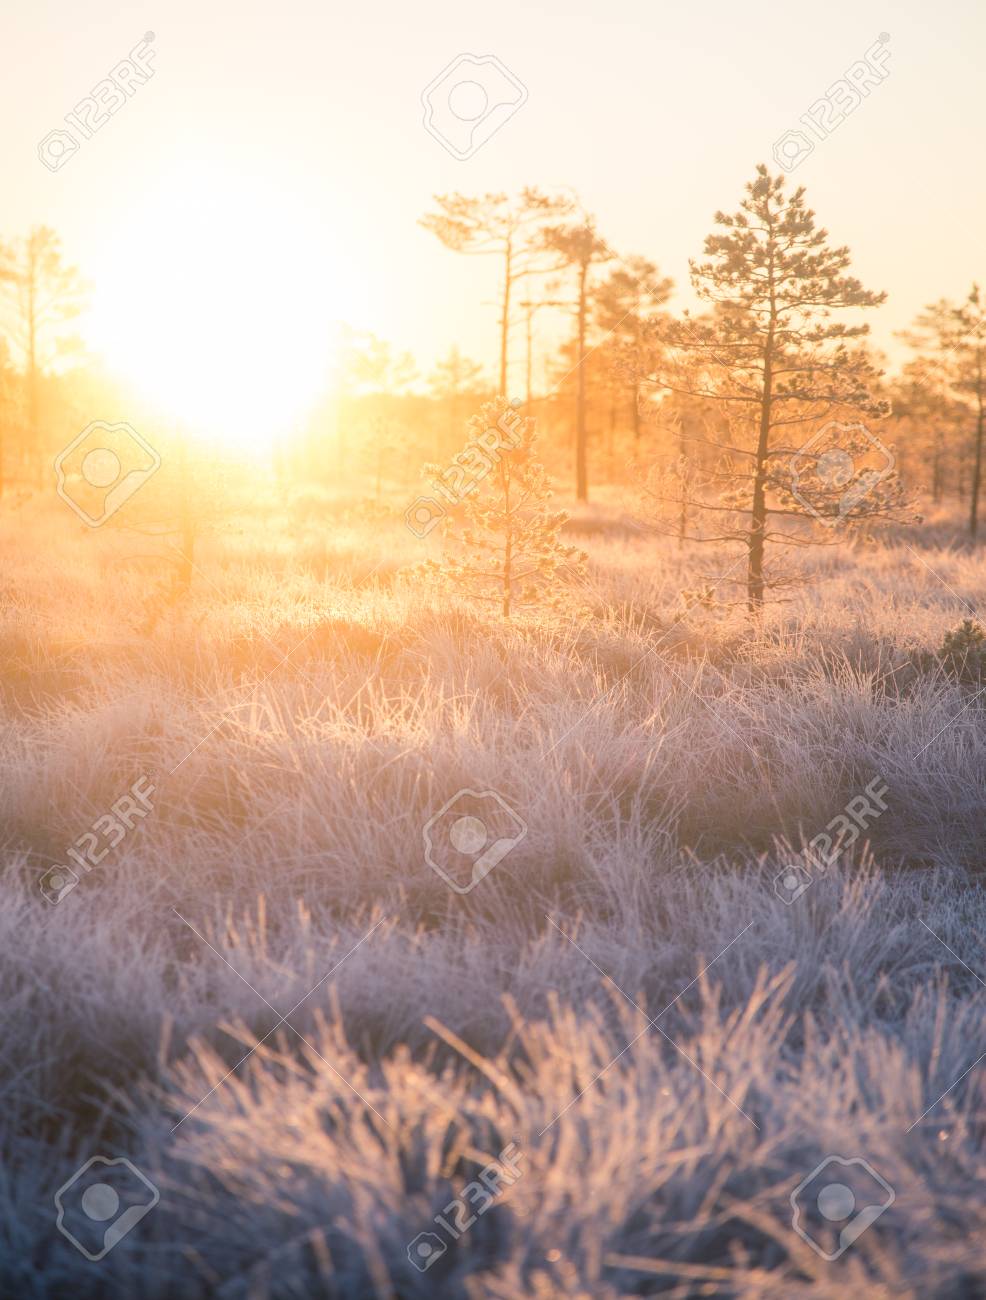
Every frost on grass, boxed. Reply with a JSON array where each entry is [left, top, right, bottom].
[[2, 503, 986, 1296]]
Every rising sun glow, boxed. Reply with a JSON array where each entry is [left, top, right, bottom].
[[85, 166, 354, 455]]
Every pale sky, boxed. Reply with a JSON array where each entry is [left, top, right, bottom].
[[1, 0, 983, 422]]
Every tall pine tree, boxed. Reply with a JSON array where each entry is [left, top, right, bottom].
[[642, 165, 907, 610]]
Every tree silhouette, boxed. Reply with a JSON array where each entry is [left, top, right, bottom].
[[428, 346, 486, 456], [595, 256, 673, 446], [889, 360, 962, 504], [540, 218, 613, 502], [899, 289, 986, 532], [0, 337, 21, 498], [0, 227, 87, 483], [952, 287, 986, 538], [420, 190, 573, 395], [330, 328, 416, 470], [896, 300, 968, 505]]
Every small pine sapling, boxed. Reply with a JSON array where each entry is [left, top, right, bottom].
[[917, 618, 986, 685], [423, 398, 586, 618]]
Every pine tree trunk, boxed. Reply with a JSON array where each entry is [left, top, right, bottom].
[[970, 369, 984, 540], [448, 394, 457, 452], [525, 305, 533, 408], [575, 262, 588, 502], [748, 335, 775, 613], [501, 462, 512, 618], [632, 313, 642, 445], [499, 240, 512, 397], [27, 298, 40, 487], [932, 430, 943, 503]]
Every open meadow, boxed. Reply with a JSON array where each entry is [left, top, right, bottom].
[[2, 491, 986, 1297], [3, 1, 986, 1292]]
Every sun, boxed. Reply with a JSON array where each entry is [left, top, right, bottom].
[[85, 165, 355, 456]]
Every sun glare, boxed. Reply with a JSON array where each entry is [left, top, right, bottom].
[[86, 167, 352, 455]]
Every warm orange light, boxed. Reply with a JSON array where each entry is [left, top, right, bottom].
[[85, 163, 357, 455]]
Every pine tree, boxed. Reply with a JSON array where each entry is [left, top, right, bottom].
[[887, 358, 960, 504], [952, 286, 986, 538], [423, 398, 586, 618], [420, 190, 573, 395], [428, 346, 486, 458], [0, 227, 87, 484], [899, 288, 986, 533], [897, 301, 968, 505], [595, 256, 673, 447], [640, 165, 909, 611], [539, 219, 612, 501]]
